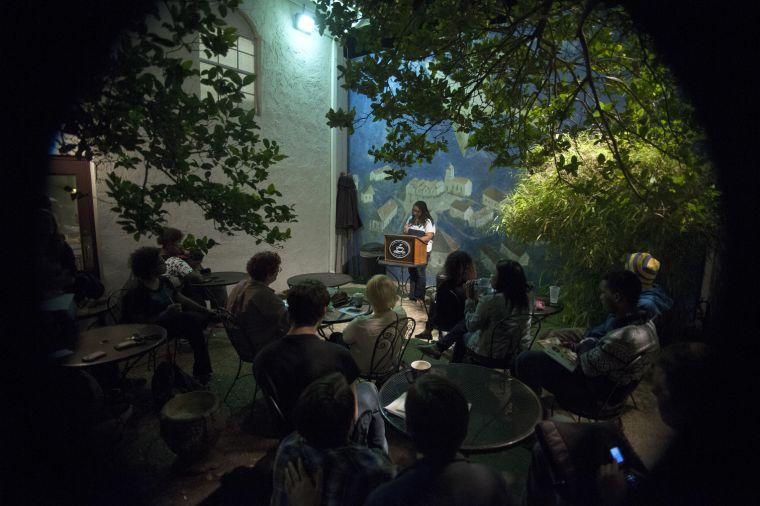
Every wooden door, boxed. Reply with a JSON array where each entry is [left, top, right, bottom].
[[47, 156, 100, 276]]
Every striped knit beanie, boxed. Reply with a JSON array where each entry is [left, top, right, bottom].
[[625, 252, 660, 289]]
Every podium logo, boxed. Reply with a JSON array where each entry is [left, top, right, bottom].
[[389, 240, 411, 259]]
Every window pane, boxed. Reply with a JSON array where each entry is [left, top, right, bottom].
[[201, 83, 218, 100], [239, 52, 254, 72], [243, 81, 255, 95], [238, 36, 254, 55], [219, 50, 237, 68], [200, 62, 214, 75], [242, 92, 255, 108]]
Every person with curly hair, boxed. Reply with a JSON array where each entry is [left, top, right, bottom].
[[226, 251, 290, 355], [122, 246, 216, 383]]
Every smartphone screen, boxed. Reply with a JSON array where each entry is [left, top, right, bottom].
[[609, 446, 624, 464]]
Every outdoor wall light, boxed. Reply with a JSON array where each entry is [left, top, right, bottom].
[[294, 12, 315, 34]]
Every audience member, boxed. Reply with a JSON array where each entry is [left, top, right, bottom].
[[121, 246, 216, 383], [330, 274, 406, 375], [227, 251, 289, 355], [515, 270, 659, 409], [419, 259, 531, 363], [157, 226, 185, 259], [271, 372, 394, 506], [364, 374, 513, 506], [253, 281, 387, 451], [586, 253, 673, 339], [415, 250, 474, 340], [523, 342, 710, 506]]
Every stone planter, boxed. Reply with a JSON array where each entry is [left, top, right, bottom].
[[160, 391, 223, 461]]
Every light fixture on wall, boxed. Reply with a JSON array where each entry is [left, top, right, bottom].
[[294, 8, 315, 34]]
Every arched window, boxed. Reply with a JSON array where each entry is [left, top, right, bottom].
[[196, 11, 258, 111]]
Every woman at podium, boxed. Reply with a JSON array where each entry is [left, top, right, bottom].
[[403, 200, 436, 301]]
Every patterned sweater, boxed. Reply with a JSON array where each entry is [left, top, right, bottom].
[[579, 319, 659, 385]]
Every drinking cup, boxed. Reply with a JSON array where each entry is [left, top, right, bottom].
[[405, 359, 432, 382], [549, 285, 560, 305]]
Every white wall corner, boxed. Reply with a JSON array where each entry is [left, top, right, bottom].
[[329, 38, 348, 272]]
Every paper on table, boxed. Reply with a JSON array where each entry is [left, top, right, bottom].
[[384, 392, 407, 418], [384, 391, 472, 419], [338, 306, 365, 316]]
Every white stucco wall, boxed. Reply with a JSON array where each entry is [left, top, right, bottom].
[[94, 0, 344, 293]]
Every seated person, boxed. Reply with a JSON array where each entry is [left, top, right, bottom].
[[523, 342, 709, 506], [515, 270, 659, 408], [121, 247, 216, 383], [272, 372, 394, 506], [416, 250, 474, 340], [157, 226, 185, 260], [585, 252, 673, 339], [253, 281, 387, 451], [364, 375, 513, 506], [158, 227, 195, 287], [419, 259, 531, 363], [227, 251, 289, 355], [330, 274, 406, 375]]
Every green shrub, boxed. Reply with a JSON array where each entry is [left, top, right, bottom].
[[501, 135, 719, 328]]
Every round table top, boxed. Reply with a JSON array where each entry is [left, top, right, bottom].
[[532, 296, 564, 320], [190, 271, 248, 288], [59, 323, 167, 368], [322, 304, 372, 325], [379, 363, 542, 452], [286, 272, 353, 288], [75, 298, 110, 320]]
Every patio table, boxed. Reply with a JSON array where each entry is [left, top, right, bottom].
[[379, 363, 541, 452]]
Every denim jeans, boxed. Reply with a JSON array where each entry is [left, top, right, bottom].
[[157, 311, 212, 377], [349, 381, 389, 454], [514, 350, 613, 406], [408, 263, 427, 300]]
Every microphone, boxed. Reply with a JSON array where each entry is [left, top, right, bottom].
[[407, 215, 414, 224]]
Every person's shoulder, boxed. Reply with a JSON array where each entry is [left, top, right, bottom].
[[254, 335, 291, 362]]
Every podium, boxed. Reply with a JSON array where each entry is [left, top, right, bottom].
[[382, 234, 427, 266]]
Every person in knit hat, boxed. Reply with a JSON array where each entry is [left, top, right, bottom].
[[625, 252, 673, 319], [626, 252, 660, 289], [585, 252, 673, 339]]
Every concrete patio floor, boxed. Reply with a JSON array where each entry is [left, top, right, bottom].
[[77, 285, 672, 505]]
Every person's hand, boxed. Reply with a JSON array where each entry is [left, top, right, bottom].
[[596, 462, 627, 506], [167, 303, 182, 314], [464, 280, 478, 300], [284, 458, 322, 506], [403, 222, 410, 233]]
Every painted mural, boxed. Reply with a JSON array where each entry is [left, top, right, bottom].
[[347, 91, 550, 286]]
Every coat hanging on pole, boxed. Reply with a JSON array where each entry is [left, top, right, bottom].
[[336, 173, 362, 230], [335, 173, 362, 275]]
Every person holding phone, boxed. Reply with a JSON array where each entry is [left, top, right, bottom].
[[402, 201, 435, 302]]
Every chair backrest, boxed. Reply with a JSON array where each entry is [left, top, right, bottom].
[[600, 352, 651, 411], [487, 312, 532, 359], [106, 288, 129, 325], [256, 370, 289, 431], [366, 316, 416, 380], [221, 310, 258, 363]]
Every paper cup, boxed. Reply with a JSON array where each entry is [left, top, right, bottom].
[[549, 285, 560, 305]]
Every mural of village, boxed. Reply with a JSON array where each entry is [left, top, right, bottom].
[[348, 91, 549, 285]]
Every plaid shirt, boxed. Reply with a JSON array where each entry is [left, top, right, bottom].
[[271, 432, 394, 506]]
